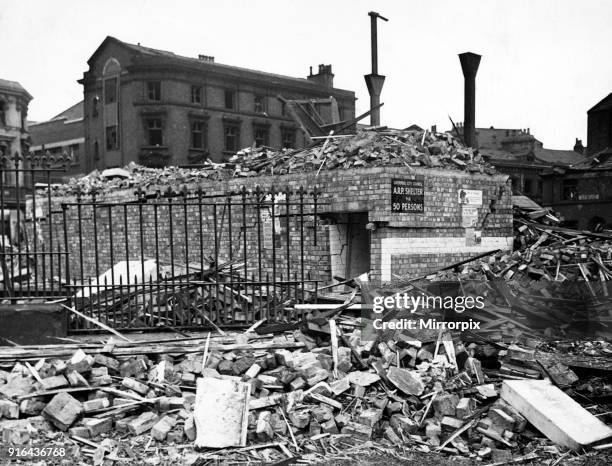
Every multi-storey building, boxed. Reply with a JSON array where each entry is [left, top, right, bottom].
[[29, 101, 84, 181], [0, 79, 32, 198], [587, 93, 612, 157], [78, 36, 356, 171]]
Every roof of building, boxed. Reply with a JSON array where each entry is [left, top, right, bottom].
[[588, 93, 612, 113], [51, 100, 84, 121], [0, 78, 33, 100], [568, 147, 612, 170], [87, 37, 354, 96], [533, 148, 586, 166], [481, 147, 585, 168]]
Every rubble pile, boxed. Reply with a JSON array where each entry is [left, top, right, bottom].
[[416, 206, 612, 340], [228, 128, 496, 177], [0, 325, 610, 464], [49, 128, 496, 197]]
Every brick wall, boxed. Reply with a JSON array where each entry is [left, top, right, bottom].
[[35, 166, 512, 286]]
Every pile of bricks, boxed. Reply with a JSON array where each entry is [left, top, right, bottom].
[[229, 128, 496, 177], [0, 325, 601, 464], [50, 128, 496, 197]]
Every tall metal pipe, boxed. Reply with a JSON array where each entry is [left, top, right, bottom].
[[458, 52, 481, 148], [364, 11, 388, 126]]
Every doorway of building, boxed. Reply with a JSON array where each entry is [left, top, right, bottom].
[[328, 212, 371, 280]]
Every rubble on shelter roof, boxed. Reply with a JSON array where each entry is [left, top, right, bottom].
[[48, 128, 496, 197]]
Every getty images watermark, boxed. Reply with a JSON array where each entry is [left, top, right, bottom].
[[371, 293, 485, 331]]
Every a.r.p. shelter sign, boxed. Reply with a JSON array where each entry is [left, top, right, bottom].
[[391, 176, 425, 213]]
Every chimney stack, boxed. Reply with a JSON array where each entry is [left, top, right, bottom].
[[458, 52, 481, 148]]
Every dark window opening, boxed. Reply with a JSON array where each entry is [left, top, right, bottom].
[[105, 125, 119, 150], [562, 179, 578, 201], [92, 96, 99, 117], [70, 144, 80, 164], [254, 127, 268, 147], [147, 81, 161, 101], [281, 129, 296, 149], [191, 121, 205, 149], [281, 101, 287, 117], [0, 100, 6, 126], [224, 90, 235, 110], [146, 119, 163, 146], [94, 140, 100, 161], [224, 125, 239, 152], [524, 178, 533, 194], [254, 95, 265, 113], [191, 86, 202, 104], [104, 78, 117, 104]]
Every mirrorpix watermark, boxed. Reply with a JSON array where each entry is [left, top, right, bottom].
[[370, 292, 485, 331]]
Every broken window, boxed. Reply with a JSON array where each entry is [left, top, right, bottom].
[[224, 124, 240, 152], [146, 118, 163, 146], [70, 144, 80, 164], [191, 85, 202, 104], [224, 90, 235, 110], [92, 96, 99, 117], [147, 81, 161, 101], [191, 120, 206, 149], [254, 95, 265, 113], [0, 100, 6, 126], [562, 179, 578, 201], [281, 128, 296, 149], [104, 77, 117, 104], [254, 126, 268, 147], [105, 125, 119, 150]]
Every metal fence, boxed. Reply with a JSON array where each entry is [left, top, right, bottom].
[[0, 153, 321, 332]]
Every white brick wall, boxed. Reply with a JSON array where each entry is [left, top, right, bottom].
[[380, 236, 513, 281]]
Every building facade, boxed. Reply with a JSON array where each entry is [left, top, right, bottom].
[[29, 101, 85, 181], [79, 37, 356, 171], [0, 79, 32, 178], [587, 93, 612, 156], [452, 124, 584, 203]]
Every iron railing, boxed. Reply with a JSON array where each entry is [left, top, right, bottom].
[[0, 152, 322, 332]]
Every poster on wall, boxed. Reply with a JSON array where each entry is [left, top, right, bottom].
[[461, 205, 479, 228], [458, 189, 482, 205], [391, 176, 425, 213]]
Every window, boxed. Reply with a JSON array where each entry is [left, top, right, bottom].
[[146, 119, 163, 146], [94, 140, 100, 161], [70, 144, 80, 164], [281, 101, 287, 117], [191, 86, 202, 104], [281, 128, 296, 149], [104, 78, 117, 104], [524, 178, 533, 194], [105, 125, 118, 150], [191, 121, 206, 149], [254, 126, 268, 147], [254, 95, 265, 113], [147, 81, 161, 101], [224, 90, 235, 109], [562, 179, 578, 201], [224, 124, 240, 152], [92, 96, 99, 117]]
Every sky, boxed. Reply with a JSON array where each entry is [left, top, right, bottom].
[[2, 0, 611, 149]]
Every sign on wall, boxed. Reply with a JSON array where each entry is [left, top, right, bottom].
[[458, 189, 482, 206], [391, 176, 425, 213], [461, 205, 479, 228]]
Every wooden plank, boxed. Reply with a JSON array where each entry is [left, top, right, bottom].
[[501, 379, 612, 449], [194, 376, 250, 448]]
